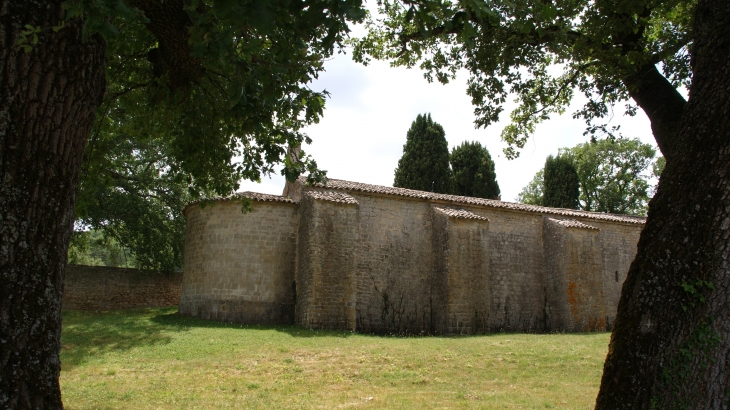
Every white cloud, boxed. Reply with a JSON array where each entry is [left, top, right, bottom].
[[240, 50, 656, 202]]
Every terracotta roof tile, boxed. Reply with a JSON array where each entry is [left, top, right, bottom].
[[307, 177, 645, 225], [304, 190, 358, 204], [184, 192, 296, 213], [235, 192, 298, 203], [546, 217, 599, 230], [432, 206, 489, 221]]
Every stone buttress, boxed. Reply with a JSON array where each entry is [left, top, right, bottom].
[[295, 191, 359, 330], [543, 217, 606, 331], [431, 206, 491, 334]]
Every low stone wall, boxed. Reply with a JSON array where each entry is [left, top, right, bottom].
[[62, 265, 182, 310]]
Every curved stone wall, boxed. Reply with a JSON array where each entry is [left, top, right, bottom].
[[180, 200, 298, 323]]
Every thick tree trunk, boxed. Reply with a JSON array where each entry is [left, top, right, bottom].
[[0, 1, 106, 408], [596, 0, 730, 408]]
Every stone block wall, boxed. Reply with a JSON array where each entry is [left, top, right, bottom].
[[295, 192, 359, 330], [431, 207, 491, 334], [543, 217, 570, 330], [179, 199, 298, 323], [350, 193, 535, 334], [62, 265, 182, 310], [565, 225, 605, 331], [594, 221, 642, 328], [353, 195, 436, 334], [180, 179, 645, 334], [469, 206, 547, 331], [543, 218, 606, 331]]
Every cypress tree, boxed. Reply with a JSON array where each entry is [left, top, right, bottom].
[[450, 141, 501, 199], [393, 114, 451, 193], [543, 154, 580, 209]]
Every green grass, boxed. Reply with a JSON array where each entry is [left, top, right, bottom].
[[60, 308, 610, 409]]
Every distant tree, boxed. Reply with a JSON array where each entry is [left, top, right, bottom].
[[649, 156, 666, 198], [543, 155, 580, 209], [518, 137, 657, 215], [653, 156, 666, 179], [515, 169, 543, 206], [393, 114, 451, 193], [68, 230, 135, 268], [450, 141, 500, 199], [571, 137, 656, 215]]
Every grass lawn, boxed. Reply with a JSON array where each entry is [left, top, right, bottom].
[[60, 308, 610, 409]]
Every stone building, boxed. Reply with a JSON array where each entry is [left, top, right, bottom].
[[180, 177, 644, 334]]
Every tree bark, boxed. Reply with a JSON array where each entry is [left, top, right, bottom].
[[0, 1, 106, 408], [127, 0, 203, 93], [596, 0, 730, 408]]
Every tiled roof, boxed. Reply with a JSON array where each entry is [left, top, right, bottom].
[[304, 190, 359, 204], [546, 217, 599, 230], [307, 177, 645, 225], [235, 192, 298, 203], [432, 206, 489, 221], [184, 191, 296, 213]]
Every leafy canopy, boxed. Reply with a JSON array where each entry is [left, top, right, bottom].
[[354, 0, 693, 158], [75, 127, 191, 271], [394, 113, 452, 193], [450, 141, 500, 199], [69, 0, 366, 191], [60, 0, 366, 270]]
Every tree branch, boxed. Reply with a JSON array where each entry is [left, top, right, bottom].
[[621, 64, 686, 158]]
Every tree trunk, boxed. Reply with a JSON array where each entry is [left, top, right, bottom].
[[0, 1, 106, 408], [596, 0, 730, 408]]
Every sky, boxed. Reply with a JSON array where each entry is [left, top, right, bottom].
[[240, 36, 657, 202]]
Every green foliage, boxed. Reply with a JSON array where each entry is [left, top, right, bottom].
[[16, 25, 41, 53], [653, 156, 666, 179], [649, 156, 666, 197], [75, 130, 190, 271], [517, 137, 657, 215], [571, 137, 656, 215], [58, 1, 366, 271], [680, 279, 715, 311], [354, 0, 693, 158], [516, 169, 543, 206], [449, 141, 500, 199], [394, 114, 452, 193], [543, 154, 580, 209], [68, 230, 135, 268]]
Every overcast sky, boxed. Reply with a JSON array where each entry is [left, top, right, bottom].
[[240, 38, 657, 202]]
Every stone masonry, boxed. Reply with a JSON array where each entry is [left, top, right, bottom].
[[63, 265, 182, 310], [180, 178, 645, 334]]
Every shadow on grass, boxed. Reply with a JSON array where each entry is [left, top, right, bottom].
[[150, 311, 359, 339], [148, 311, 365, 339], [61, 308, 187, 370], [61, 308, 354, 370]]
